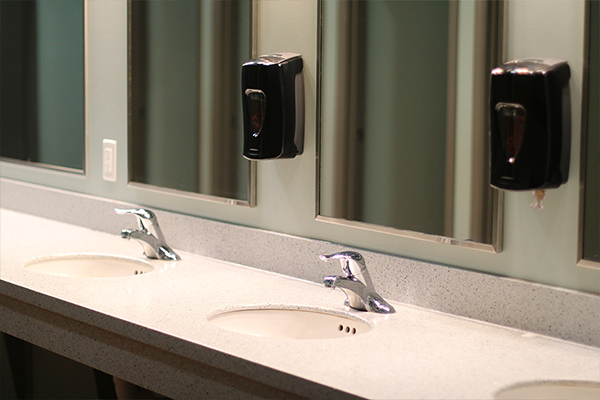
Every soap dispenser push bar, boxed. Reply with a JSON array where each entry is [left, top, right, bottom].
[[321, 251, 395, 314], [115, 208, 181, 261]]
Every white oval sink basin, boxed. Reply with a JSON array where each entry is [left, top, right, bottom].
[[495, 381, 600, 400], [208, 307, 372, 340], [25, 254, 153, 278]]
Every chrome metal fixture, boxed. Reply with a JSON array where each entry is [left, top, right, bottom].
[[114, 208, 181, 261], [320, 251, 395, 314]]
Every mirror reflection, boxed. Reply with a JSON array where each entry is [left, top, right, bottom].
[[319, 0, 503, 246], [581, 0, 599, 263], [0, 0, 85, 171], [129, 0, 252, 202]]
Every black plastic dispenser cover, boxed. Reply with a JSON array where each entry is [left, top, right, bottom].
[[242, 53, 304, 160], [490, 58, 571, 190]]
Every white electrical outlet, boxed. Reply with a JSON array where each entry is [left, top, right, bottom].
[[102, 139, 117, 182]]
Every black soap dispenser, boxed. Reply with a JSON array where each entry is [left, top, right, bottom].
[[490, 58, 571, 190], [242, 53, 304, 160]]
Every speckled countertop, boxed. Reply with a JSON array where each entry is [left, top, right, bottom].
[[1, 208, 599, 399]]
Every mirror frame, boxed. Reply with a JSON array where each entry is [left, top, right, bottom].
[[578, 0, 599, 268], [315, 0, 506, 252], [0, 0, 88, 175], [126, 0, 257, 208]]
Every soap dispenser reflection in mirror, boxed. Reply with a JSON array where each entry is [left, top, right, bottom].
[[490, 58, 571, 191]]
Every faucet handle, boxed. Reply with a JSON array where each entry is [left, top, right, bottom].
[[319, 251, 366, 277], [114, 208, 165, 241], [115, 208, 156, 220]]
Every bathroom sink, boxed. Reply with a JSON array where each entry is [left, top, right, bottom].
[[25, 254, 153, 278], [495, 381, 600, 400], [208, 307, 371, 340]]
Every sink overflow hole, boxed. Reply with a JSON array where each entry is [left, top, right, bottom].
[[337, 324, 357, 334]]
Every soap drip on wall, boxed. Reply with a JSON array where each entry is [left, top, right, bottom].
[[530, 190, 546, 209]]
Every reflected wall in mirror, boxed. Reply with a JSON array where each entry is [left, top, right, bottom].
[[319, 0, 504, 248], [129, 0, 253, 203], [581, 0, 599, 263], [0, 0, 85, 172]]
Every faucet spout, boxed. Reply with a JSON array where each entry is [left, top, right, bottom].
[[324, 275, 369, 311], [321, 251, 395, 314], [116, 209, 181, 261]]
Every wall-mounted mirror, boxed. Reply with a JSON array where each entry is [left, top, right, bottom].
[[318, 0, 504, 250], [580, 0, 599, 264], [128, 0, 254, 205], [0, 0, 85, 172]]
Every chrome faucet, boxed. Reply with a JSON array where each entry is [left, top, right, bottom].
[[114, 208, 181, 261], [320, 251, 395, 314]]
